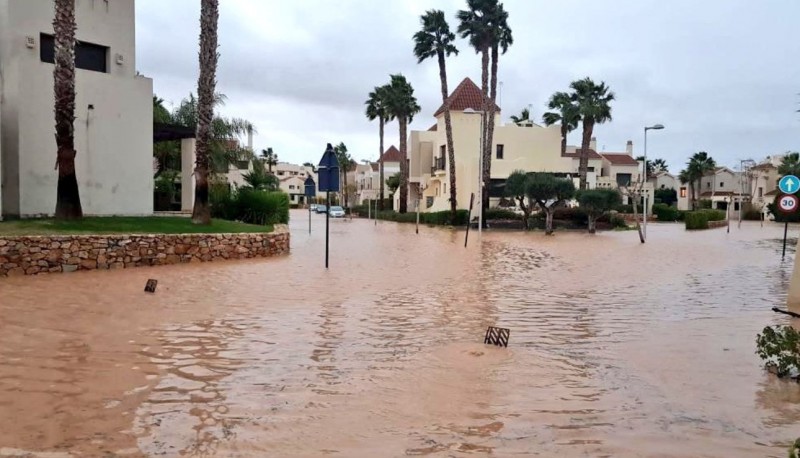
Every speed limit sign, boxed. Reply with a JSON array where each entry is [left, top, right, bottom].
[[778, 194, 798, 213]]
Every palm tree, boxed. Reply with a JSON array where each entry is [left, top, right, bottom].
[[384, 74, 420, 214], [53, 0, 82, 219], [682, 152, 716, 209], [510, 107, 530, 125], [333, 142, 354, 208], [542, 91, 579, 156], [365, 85, 394, 211], [458, 0, 512, 216], [260, 148, 278, 173], [651, 158, 668, 173], [570, 78, 615, 190], [192, 0, 219, 225], [414, 9, 459, 220], [778, 152, 800, 177]]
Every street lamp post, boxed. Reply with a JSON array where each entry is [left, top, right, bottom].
[[464, 108, 485, 235], [643, 124, 665, 241]]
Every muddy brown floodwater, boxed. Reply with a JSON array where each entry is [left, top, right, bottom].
[[2, 212, 800, 457]]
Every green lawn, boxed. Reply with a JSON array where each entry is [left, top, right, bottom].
[[0, 217, 273, 236]]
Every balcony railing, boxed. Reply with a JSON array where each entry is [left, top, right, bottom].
[[431, 156, 445, 174]]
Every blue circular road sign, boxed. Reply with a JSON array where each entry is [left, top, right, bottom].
[[779, 175, 800, 195]]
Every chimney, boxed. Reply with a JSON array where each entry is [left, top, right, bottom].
[[626, 140, 633, 155], [590, 137, 597, 151]]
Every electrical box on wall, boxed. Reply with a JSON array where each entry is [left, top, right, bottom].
[[115, 53, 124, 65], [25, 36, 35, 49]]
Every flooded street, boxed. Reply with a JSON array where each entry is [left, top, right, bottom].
[[1, 211, 799, 457]]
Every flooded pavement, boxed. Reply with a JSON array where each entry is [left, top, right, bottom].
[[1, 211, 799, 457]]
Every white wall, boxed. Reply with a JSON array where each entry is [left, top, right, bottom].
[[0, 0, 153, 217]]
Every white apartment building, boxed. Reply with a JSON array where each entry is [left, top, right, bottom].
[[355, 146, 401, 206], [0, 0, 154, 217]]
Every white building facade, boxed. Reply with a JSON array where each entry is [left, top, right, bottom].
[[0, 0, 153, 218]]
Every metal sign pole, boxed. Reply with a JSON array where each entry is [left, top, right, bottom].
[[783, 221, 789, 259], [465, 192, 475, 248], [326, 192, 330, 268], [309, 204, 311, 234], [415, 198, 420, 234]]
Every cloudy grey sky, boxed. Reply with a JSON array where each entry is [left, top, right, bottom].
[[136, 0, 800, 171]]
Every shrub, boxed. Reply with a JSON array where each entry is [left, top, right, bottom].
[[376, 210, 469, 226], [211, 186, 289, 225], [755, 325, 800, 378], [743, 209, 762, 221], [234, 189, 290, 225], [684, 212, 709, 230], [614, 204, 633, 213], [768, 194, 800, 223], [610, 215, 628, 228], [484, 208, 521, 221], [698, 199, 713, 209], [676, 210, 688, 221], [654, 188, 678, 207], [652, 203, 679, 221], [698, 209, 726, 221], [552, 207, 588, 223]]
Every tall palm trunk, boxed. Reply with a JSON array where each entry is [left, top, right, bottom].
[[192, 0, 219, 225], [378, 118, 385, 211], [578, 117, 593, 190], [484, 44, 500, 215], [437, 51, 457, 220], [688, 181, 695, 210], [479, 47, 490, 221], [559, 123, 568, 155], [53, 0, 82, 219], [399, 117, 409, 213]]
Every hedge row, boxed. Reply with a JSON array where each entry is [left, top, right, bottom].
[[376, 210, 469, 226]]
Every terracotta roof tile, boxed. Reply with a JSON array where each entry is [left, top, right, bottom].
[[428, 123, 438, 131], [370, 162, 379, 172], [380, 146, 403, 163], [433, 78, 500, 117], [601, 153, 640, 166], [562, 149, 603, 160]]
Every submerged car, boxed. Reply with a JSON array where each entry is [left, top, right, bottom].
[[309, 204, 318, 211], [329, 206, 346, 218], [315, 205, 327, 214]]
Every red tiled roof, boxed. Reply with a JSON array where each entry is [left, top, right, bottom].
[[380, 145, 403, 163], [562, 148, 603, 160], [751, 163, 775, 171], [602, 153, 639, 166], [428, 123, 438, 131], [370, 162, 379, 172], [433, 77, 500, 117]]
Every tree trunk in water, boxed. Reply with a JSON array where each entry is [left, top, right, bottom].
[[484, 45, 499, 220], [579, 118, 593, 190], [378, 118, 385, 211], [399, 117, 409, 214], [588, 217, 597, 234], [53, 0, 82, 219], [545, 210, 554, 235], [517, 197, 528, 230], [688, 181, 695, 210], [631, 192, 645, 243], [480, 48, 490, 223], [192, 0, 219, 225], [560, 123, 568, 155], [438, 51, 457, 221]]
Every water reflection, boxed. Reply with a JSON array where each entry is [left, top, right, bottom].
[[0, 214, 799, 456]]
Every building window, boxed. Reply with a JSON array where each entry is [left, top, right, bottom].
[[680, 187, 687, 198], [40, 34, 108, 73], [440, 145, 446, 158], [278, 171, 285, 176], [758, 187, 763, 198], [496, 144, 504, 160], [289, 185, 295, 190], [707, 182, 711, 188], [719, 182, 724, 188], [616, 173, 632, 187]]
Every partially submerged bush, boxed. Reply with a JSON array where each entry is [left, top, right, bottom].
[[484, 208, 521, 221], [685, 212, 709, 230], [756, 325, 800, 379], [210, 186, 289, 225], [376, 210, 468, 226], [652, 203, 679, 221]]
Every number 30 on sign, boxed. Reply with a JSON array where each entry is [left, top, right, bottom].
[[779, 194, 798, 213]]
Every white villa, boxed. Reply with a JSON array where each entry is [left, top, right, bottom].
[[355, 145, 402, 206], [401, 77, 652, 213], [0, 0, 154, 218]]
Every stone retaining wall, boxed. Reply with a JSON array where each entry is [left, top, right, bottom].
[[0, 225, 289, 277]]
